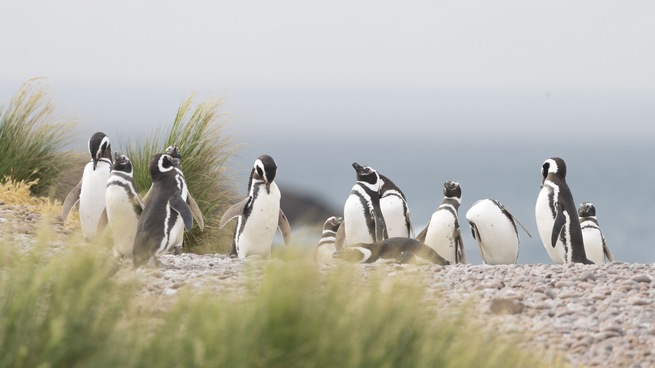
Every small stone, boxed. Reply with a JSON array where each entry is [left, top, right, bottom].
[[580, 271, 597, 281], [533, 302, 552, 310], [545, 289, 557, 299], [163, 288, 178, 296], [632, 274, 653, 283], [554, 281, 573, 288], [558, 290, 577, 299], [628, 297, 648, 306]]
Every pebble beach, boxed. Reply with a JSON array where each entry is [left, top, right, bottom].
[[3, 203, 655, 368]]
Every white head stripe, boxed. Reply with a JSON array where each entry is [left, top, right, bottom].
[[254, 159, 266, 181], [545, 159, 558, 174], [158, 155, 174, 172], [96, 136, 110, 159]]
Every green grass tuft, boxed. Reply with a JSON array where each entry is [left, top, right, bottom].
[[0, 234, 564, 368], [118, 92, 240, 254], [0, 78, 78, 196]]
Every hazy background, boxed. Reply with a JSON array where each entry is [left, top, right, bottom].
[[1, 1, 654, 264]]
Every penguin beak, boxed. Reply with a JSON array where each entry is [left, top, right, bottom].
[[92, 157, 99, 171], [171, 158, 182, 167]]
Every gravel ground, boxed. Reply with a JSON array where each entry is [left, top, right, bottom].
[[2, 202, 654, 368]]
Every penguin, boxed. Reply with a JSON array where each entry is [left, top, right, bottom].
[[333, 237, 449, 265], [378, 174, 414, 238], [315, 216, 343, 262], [578, 202, 615, 264], [142, 144, 204, 255], [335, 163, 387, 251], [96, 152, 144, 259], [62, 132, 113, 240], [132, 153, 199, 267], [416, 181, 466, 264], [466, 199, 532, 265], [535, 157, 593, 264], [219, 155, 291, 259]]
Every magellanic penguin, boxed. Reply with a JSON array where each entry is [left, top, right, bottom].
[[133, 153, 200, 267], [96, 152, 144, 259], [333, 237, 449, 265], [62, 132, 113, 240], [219, 155, 291, 259], [466, 199, 532, 265], [535, 157, 593, 264], [315, 216, 343, 262], [416, 181, 466, 264], [578, 202, 615, 264], [142, 144, 204, 255], [378, 174, 414, 238], [335, 163, 388, 251]]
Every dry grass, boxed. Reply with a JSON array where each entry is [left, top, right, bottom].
[[0, 78, 78, 195], [0, 176, 79, 225]]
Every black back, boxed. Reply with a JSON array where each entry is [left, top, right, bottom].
[[340, 238, 449, 265], [133, 153, 183, 266], [543, 157, 591, 264]]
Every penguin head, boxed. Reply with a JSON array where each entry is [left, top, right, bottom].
[[541, 157, 567, 185], [352, 163, 380, 189], [88, 132, 112, 170], [112, 152, 133, 175], [578, 202, 596, 218], [149, 153, 177, 181], [165, 144, 182, 165], [443, 181, 461, 199], [253, 155, 277, 184], [323, 216, 343, 232]]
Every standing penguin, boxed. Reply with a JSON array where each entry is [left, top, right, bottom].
[[535, 157, 593, 264], [142, 144, 204, 255], [578, 202, 615, 264], [315, 216, 343, 262], [378, 174, 414, 238], [416, 181, 465, 264], [97, 152, 144, 259], [219, 155, 291, 259], [466, 199, 531, 265], [62, 132, 113, 240], [133, 153, 200, 267], [336, 163, 387, 250]]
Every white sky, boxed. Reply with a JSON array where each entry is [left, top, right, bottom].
[[2, 1, 654, 89]]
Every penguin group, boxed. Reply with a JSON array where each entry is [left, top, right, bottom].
[[62, 133, 205, 267], [62, 132, 614, 267], [321, 156, 614, 266]]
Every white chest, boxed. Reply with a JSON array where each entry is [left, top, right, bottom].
[[380, 195, 410, 238], [424, 209, 458, 264], [466, 201, 519, 264], [236, 182, 281, 258], [79, 161, 111, 239], [581, 224, 605, 264]]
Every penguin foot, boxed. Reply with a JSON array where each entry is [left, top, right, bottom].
[[146, 256, 163, 268], [173, 246, 182, 256]]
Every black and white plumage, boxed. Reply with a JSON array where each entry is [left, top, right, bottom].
[[142, 144, 204, 255], [466, 199, 531, 265], [315, 216, 343, 262], [417, 181, 466, 264], [337, 163, 388, 250], [333, 237, 449, 265], [133, 153, 199, 267], [219, 155, 291, 259], [578, 202, 615, 264], [97, 153, 144, 259], [378, 174, 414, 238], [535, 157, 592, 264], [62, 132, 113, 240]]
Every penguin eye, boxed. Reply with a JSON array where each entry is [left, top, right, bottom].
[[256, 167, 264, 178]]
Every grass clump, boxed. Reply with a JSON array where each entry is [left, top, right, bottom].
[[118, 92, 239, 254], [0, 176, 79, 225], [0, 78, 77, 196]]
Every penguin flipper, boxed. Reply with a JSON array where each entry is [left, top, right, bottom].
[[603, 237, 615, 262], [169, 195, 194, 231], [61, 179, 82, 220], [142, 185, 153, 204], [278, 209, 291, 246], [551, 204, 567, 248], [219, 197, 251, 229], [186, 193, 204, 231], [470, 223, 487, 264], [406, 210, 415, 238], [372, 210, 386, 242], [456, 228, 466, 264], [503, 207, 532, 238], [416, 220, 430, 242], [97, 207, 109, 235], [334, 222, 346, 251]]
